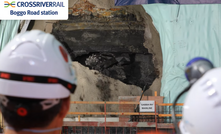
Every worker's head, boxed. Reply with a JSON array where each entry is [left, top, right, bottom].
[[0, 30, 77, 131], [180, 58, 221, 134]]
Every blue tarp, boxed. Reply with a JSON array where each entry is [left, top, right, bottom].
[[0, 20, 20, 52], [143, 4, 221, 103], [115, 0, 221, 6]]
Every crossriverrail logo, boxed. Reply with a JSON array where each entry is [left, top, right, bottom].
[[1, 0, 68, 20], [4, 1, 15, 8]]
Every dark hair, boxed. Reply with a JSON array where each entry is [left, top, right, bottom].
[[0, 96, 62, 131]]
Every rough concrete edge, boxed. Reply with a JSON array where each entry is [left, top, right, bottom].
[[32, 20, 58, 33], [142, 9, 162, 96], [121, 5, 162, 96]]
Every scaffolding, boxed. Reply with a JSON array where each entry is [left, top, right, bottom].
[[62, 101, 183, 134]]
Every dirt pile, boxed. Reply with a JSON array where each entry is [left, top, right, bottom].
[[68, 62, 142, 117]]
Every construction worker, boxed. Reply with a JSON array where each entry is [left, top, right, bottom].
[[171, 57, 221, 134], [0, 30, 77, 134], [179, 66, 221, 134]]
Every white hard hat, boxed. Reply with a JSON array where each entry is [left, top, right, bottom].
[[0, 30, 77, 99], [180, 68, 221, 134]]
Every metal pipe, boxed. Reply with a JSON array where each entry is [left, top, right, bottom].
[[67, 112, 157, 116], [158, 114, 182, 117], [155, 101, 158, 132], [105, 101, 107, 134]]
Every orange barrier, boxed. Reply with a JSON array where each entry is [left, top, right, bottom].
[[68, 112, 157, 115], [68, 101, 183, 117], [158, 114, 182, 117], [67, 101, 183, 132], [71, 101, 184, 106]]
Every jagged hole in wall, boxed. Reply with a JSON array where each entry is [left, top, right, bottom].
[[52, 4, 158, 89], [74, 52, 157, 88]]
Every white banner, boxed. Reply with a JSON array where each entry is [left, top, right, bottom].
[[0, 0, 68, 20]]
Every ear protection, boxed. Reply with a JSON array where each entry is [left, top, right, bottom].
[[185, 57, 214, 83]]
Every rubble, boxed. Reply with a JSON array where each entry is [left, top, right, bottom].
[[79, 53, 156, 88]]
